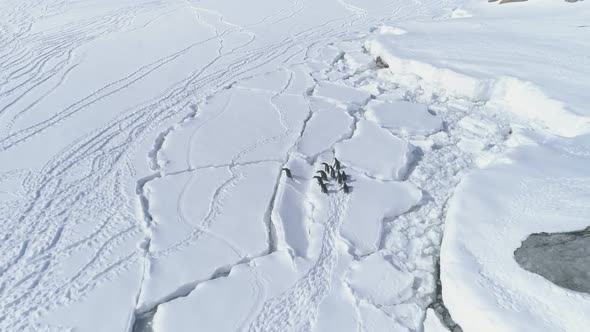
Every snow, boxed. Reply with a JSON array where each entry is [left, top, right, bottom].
[[271, 157, 315, 258], [346, 253, 415, 306], [312, 245, 360, 332], [2, 0, 590, 331], [353, 2, 590, 331], [334, 119, 416, 181], [364, 3, 590, 138], [423, 309, 450, 332], [313, 82, 372, 110], [296, 101, 354, 159], [137, 162, 280, 310], [158, 88, 309, 171], [41, 267, 143, 332], [365, 100, 443, 137], [153, 252, 301, 332], [343, 51, 376, 73], [339, 173, 422, 256], [441, 135, 590, 332], [359, 303, 410, 332], [379, 26, 408, 36]]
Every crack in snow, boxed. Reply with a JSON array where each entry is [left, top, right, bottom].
[[131, 65, 315, 331], [130, 19, 515, 332]]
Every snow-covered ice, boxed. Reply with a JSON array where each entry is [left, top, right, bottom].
[[1, 0, 590, 331], [365, 100, 443, 137], [296, 100, 354, 159], [153, 252, 302, 332], [344, 51, 376, 73], [339, 172, 422, 256], [442, 136, 590, 332], [423, 309, 450, 332], [334, 119, 416, 181], [313, 82, 372, 110], [346, 253, 415, 306], [138, 162, 279, 310]]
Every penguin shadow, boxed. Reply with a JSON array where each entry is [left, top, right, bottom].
[[345, 185, 354, 194]]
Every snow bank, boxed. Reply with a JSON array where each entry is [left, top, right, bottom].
[[365, 21, 590, 137], [363, 6, 590, 331], [365, 38, 492, 101], [441, 134, 590, 332]]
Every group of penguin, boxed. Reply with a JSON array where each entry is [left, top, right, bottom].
[[281, 158, 350, 194], [314, 158, 350, 194]]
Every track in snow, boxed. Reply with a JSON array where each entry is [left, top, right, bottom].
[[0, 0, 478, 330]]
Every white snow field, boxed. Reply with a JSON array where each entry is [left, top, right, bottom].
[[1, 0, 590, 331]]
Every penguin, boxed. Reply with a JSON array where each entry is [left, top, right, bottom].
[[334, 158, 341, 170], [340, 171, 347, 182], [316, 170, 328, 181], [281, 168, 292, 179], [322, 162, 330, 173], [336, 172, 344, 184], [313, 176, 324, 185], [330, 166, 336, 179], [320, 182, 328, 194], [341, 183, 350, 194]]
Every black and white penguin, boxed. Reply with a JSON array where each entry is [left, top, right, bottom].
[[281, 168, 292, 179], [341, 183, 350, 194], [340, 171, 347, 182], [313, 176, 324, 185], [316, 170, 328, 181], [320, 182, 329, 194], [330, 166, 336, 179], [336, 172, 344, 184]]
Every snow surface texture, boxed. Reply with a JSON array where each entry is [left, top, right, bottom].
[[1, 0, 589, 332], [394, 2, 590, 332], [365, 100, 443, 137]]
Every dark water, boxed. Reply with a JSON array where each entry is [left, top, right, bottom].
[[514, 227, 590, 294], [132, 308, 156, 332]]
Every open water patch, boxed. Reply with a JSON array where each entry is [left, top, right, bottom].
[[515, 227, 590, 294]]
